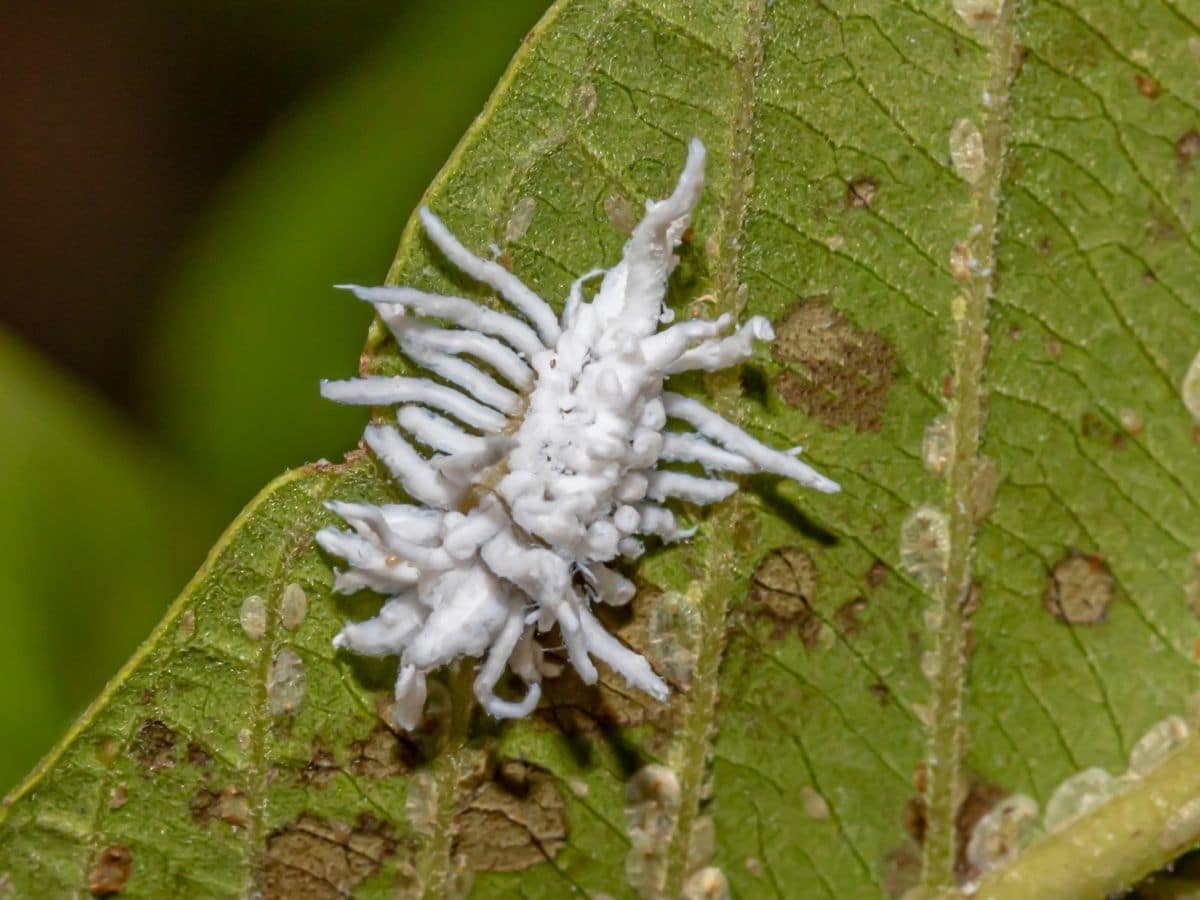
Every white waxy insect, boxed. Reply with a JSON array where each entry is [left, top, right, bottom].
[[319, 138, 839, 729]]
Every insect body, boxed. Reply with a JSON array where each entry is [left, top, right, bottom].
[[319, 139, 838, 729]]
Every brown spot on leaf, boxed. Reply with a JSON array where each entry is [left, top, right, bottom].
[[192, 786, 250, 828], [452, 759, 568, 872], [747, 546, 822, 646], [537, 647, 673, 742], [186, 741, 212, 770], [900, 768, 1008, 884], [129, 720, 178, 771], [1134, 72, 1160, 99], [834, 596, 869, 636], [88, 845, 133, 897], [1043, 552, 1116, 625], [537, 687, 667, 767], [1081, 411, 1126, 449], [772, 299, 896, 432], [607, 577, 697, 690], [349, 727, 419, 779], [263, 814, 396, 900], [846, 176, 878, 209], [535, 576, 683, 750], [867, 560, 889, 589], [1177, 129, 1200, 168]]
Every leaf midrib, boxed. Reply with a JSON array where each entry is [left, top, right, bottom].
[[920, 1, 1020, 890], [660, 0, 769, 895]]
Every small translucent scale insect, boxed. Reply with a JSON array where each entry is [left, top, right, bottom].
[[319, 139, 838, 729]]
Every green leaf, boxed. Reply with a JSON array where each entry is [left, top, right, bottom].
[[5, 0, 1200, 897], [0, 330, 222, 794]]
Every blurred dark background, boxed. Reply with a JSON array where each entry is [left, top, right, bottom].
[[0, 0, 550, 792]]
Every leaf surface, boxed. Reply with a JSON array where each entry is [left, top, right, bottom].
[[5, 1, 1200, 897]]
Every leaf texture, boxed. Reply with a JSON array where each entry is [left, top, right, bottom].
[[4, 1, 1200, 897]]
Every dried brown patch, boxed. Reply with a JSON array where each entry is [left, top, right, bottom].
[[191, 786, 250, 828], [1043, 552, 1116, 625], [772, 299, 896, 432], [1134, 72, 1160, 99], [88, 845, 133, 897], [537, 655, 672, 741], [747, 546, 822, 646], [846, 176, 878, 209], [262, 814, 396, 900], [129, 720, 178, 771], [349, 727, 419, 779], [452, 759, 568, 873], [534, 578, 684, 749]]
